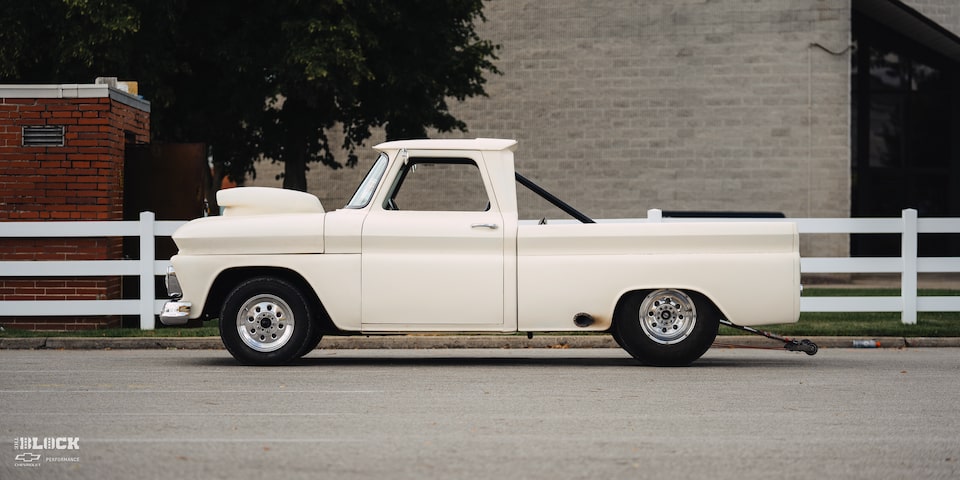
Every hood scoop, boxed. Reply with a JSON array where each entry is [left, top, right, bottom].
[[217, 187, 325, 216]]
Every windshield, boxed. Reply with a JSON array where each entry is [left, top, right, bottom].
[[345, 153, 389, 208]]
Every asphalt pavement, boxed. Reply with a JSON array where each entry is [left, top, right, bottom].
[[1, 348, 958, 480]]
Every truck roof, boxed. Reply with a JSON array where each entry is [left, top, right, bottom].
[[374, 138, 518, 152]]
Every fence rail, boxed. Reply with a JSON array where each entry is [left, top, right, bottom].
[[1, 209, 958, 330], [0, 212, 179, 330]]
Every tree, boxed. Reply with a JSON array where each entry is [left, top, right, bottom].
[[0, 0, 500, 192], [0, 0, 141, 79]]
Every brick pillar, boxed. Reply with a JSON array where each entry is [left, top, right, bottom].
[[0, 84, 150, 330]]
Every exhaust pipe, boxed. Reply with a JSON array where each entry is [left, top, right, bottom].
[[573, 312, 594, 328]]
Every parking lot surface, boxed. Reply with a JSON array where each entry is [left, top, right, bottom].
[[1, 347, 958, 479]]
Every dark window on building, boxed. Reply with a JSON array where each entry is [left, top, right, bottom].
[[851, 12, 959, 256]]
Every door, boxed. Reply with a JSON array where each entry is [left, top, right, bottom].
[[361, 154, 505, 330]]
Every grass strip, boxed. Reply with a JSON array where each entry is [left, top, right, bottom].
[[2, 289, 958, 338]]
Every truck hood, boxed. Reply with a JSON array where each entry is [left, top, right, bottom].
[[173, 188, 326, 255]]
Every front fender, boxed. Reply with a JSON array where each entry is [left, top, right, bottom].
[[170, 254, 361, 331]]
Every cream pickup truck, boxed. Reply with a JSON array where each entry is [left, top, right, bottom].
[[161, 138, 803, 366]]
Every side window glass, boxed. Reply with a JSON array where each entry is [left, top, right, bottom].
[[345, 153, 389, 209], [385, 158, 490, 212]]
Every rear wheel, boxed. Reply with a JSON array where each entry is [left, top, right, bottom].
[[219, 276, 316, 365], [615, 289, 718, 366], [611, 328, 626, 350]]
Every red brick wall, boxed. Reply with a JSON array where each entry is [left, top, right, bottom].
[[0, 92, 150, 330], [0, 96, 149, 220]]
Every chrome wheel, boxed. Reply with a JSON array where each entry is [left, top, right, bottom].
[[236, 294, 295, 352], [616, 289, 718, 366], [638, 289, 697, 345]]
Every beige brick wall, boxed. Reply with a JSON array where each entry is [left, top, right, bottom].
[[456, 0, 851, 224], [248, 1, 954, 256], [906, 0, 960, 32]]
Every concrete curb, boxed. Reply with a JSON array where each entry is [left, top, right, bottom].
[[1, 335, 959, 350]]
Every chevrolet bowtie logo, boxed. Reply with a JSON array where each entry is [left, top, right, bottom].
[[15, 452, 41, 463]]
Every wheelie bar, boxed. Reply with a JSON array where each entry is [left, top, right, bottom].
[[719, 319, 818, 356]]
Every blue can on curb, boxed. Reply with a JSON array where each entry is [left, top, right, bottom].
[[852, 339, 880, 348]]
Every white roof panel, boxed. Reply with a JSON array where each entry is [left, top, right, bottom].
[[374, 138, 517, 152]]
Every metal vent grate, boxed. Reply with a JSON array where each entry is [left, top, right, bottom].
[[22, 125, 65, 147]]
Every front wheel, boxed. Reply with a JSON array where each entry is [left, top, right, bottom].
[[219, 276, 315, 365], [615, 289, 718, 366]]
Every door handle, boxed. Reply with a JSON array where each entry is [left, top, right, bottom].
[[471, 223, 499, 230]]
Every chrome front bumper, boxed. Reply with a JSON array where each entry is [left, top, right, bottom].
[[159, 301, 192, 326], [160, 265, 190, 325]]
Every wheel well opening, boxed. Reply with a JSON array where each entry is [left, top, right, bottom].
[[612, 288, 722, 328], [204, 267, 338, 333]]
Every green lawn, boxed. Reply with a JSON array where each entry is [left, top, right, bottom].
[[719, 288, 960, 337], [0, 322, 221, 338], [719, 312, 960, 337], [2, 289, 958, 338]]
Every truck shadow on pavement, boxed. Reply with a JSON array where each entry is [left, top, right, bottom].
[[189, 351, 817, 368]]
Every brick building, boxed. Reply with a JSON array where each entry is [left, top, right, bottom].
[[250, 0, 960, 257], [0, 83, 150, 330]]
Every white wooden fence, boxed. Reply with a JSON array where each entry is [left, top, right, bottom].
[[0, 212, 179, 330], [0, 209, 958, 330]]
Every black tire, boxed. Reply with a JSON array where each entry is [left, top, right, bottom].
[[614, 289, 719, 366], [219, 276, 316, 365], [294, 328, 324, 359], [611, 328, 626, 350]]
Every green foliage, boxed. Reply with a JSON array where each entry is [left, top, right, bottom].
[[0, 0, 500, 192], [0, 0, 140, 78]]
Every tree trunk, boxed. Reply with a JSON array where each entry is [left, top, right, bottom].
[[282, 140, 308, 192]]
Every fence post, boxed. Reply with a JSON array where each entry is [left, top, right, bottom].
[[901, 208, 918, 325], [139, 211, 156, 330], [647, 208, 663, 222]]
